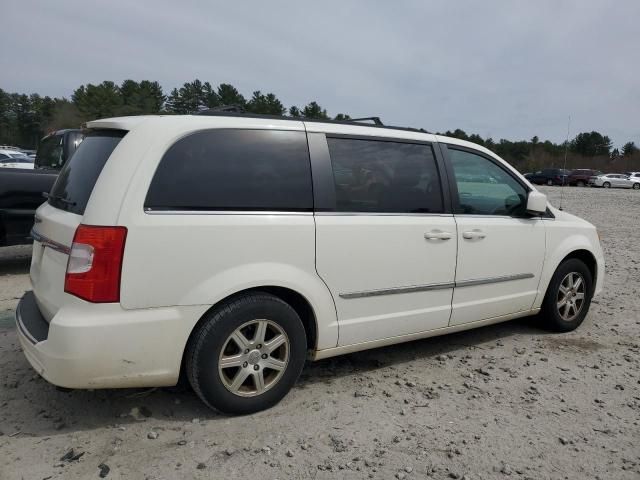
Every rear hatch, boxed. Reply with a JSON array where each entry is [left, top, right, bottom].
[[30, 130, 126, 321]]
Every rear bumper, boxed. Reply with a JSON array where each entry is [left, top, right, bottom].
[[16, 292, 207, 389], [16, 291, 50, 344]]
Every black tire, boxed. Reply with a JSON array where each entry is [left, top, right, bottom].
[[602, 182, 611, 188], [540, 258, 593, 332], [633, 183, 640, 190], [577, 180, 585, 187], [185, 292, 307, 414], [546, 179, 553, 186]]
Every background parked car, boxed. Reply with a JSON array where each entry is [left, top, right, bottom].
[[0, 149, 35, 168], [34, 129, 84, 169], [0, 154, 34, 169], [0, 129, 84, 246], [589, 173, 640, 189], [568, 169, 602, 186], [625, 171, 640, 182], [524, 168, 570, 185]]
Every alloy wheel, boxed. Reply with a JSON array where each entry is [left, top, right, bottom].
[[556, 272, 586, 322], [218, 319, 289, 397]]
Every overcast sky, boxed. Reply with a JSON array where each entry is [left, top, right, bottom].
[[2, 0, 639, 147]]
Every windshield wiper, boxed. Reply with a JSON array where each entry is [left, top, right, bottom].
[[42, 192, 77, 206]]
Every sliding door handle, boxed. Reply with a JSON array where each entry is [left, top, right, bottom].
[[462, 229, 486, 240], [424, 230, 453, 240]]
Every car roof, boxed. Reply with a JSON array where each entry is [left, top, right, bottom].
[[85, 114, 499, 158], [84, 114, 535, 192]]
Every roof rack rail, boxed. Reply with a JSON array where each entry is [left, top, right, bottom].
[[350, 117, 383, 126], [196, 104, 245, 115], [190, 110, 430, 134]]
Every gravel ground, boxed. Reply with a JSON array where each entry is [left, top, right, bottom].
[[1, 186, 639, 480]]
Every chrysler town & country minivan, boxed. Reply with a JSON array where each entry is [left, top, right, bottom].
[[16, 113, 604, 413]]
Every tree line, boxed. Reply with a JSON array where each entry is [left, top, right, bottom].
[[1, 79, 638, 172]]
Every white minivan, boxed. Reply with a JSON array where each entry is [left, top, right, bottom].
[[16, 112, 604, 414]]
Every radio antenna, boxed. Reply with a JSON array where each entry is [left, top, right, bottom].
[[559, 115, 571, 211]]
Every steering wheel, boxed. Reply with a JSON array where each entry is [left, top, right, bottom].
[[491, 195, 522, 216]]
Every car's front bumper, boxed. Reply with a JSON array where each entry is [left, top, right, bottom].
[[15, 291, 207, 389]]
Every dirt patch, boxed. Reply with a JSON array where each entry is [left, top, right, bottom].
[[543, 335, 606, 352]]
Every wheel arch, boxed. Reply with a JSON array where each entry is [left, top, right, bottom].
[[560, 249, 597, 290], [535, 246, 599, 309], [178, 285, 323, 386]]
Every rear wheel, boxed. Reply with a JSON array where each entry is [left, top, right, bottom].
[[577, 180, 585, 187], [540, 258, 593, 332], [546, 179, 553, 186], [186, 292, 307, 414], [602, 182, 611, 188], [633, 183, 640, 190]]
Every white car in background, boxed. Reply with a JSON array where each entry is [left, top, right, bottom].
[[0, 149, 35, 169], [625, 171, 640, 182], [16, 113, 605, 414], [589, 173, 640, 189]]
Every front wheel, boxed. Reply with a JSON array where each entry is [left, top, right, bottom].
[[540, 258, 593, 332], [633, 183, 640, 190], [577, 180, 585, 187], [546, 179, 553, 186], [602, 182, 611, 188], [185, 292, 307, 414]]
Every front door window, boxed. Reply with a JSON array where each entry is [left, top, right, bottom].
[[448, 148, 528, 216]]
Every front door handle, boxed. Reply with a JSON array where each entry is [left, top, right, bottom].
[[462, 229, 486, 240], [424, 230, 453, 240]]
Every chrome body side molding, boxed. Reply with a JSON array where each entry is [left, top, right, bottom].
[[339, 273, 534, 299], [339, 282, 455, 299], [454, 273, 535, 288]]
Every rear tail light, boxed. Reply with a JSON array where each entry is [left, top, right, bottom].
[[64, 225, 127, 303]]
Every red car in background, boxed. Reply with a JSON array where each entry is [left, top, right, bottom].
[[568, 169, 603, 186]]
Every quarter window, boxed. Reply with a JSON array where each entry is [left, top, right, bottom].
[[326, 137, 444, 213], [448, 148, 527, 216], [145, 130, 313, 211]]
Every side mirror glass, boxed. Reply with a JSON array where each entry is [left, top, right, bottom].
[[526, 190, 547, 215]]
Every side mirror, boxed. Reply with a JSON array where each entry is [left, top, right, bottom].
[[526, 190, 547, 215]]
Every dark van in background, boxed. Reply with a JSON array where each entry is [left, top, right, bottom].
[[0, 129, 83, 246]]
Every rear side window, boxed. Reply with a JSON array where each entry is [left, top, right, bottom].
[[49, 130, 126, 215], [145, 129, 312, 212], [326, 137, 443, 213]]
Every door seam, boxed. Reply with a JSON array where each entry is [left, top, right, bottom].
[[447, 215, 459, 326]]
